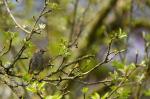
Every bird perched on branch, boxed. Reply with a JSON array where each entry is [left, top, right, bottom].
[[28, 49, 50, 74]]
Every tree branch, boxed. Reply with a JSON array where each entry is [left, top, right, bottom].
[[3, 0, 31, 34]]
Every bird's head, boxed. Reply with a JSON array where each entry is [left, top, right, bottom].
[[36, 49, 46, 54], [39, 49, 46, 54]]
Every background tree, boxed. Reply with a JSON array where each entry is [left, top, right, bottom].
[[0, 0, 150, 99]]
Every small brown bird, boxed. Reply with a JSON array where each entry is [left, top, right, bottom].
[[28, 49, 48, 74]]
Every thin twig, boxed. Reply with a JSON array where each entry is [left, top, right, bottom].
[[82, 43, 125, 76], [0, 46, 5, 54], [69, 0, 79, 43], [26, 5, 47, 41], [46, 55, 95, 77], [3, 0, 31, 33], [62, 55, 95, 70], [106, 64, 140, 99], [68, 1, 90, 48], [5, 2, 50, 70], [78, 79, 112, 85], [1, 38, 13, 57], [58, 57, 66, 71]]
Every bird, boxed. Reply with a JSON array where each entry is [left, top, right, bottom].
[[28, 49, 49, 74]]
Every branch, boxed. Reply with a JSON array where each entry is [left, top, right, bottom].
[[7, 45, 26, 69], [106, 64, 140, 99], [0, 46, 5, 54], [88, 0, 118, 46], [62, 55, 95, 70], [42, 76, 78, 82], [26, 5, 51, 41], [68, 1, 90, 48], [79, 0, 118, 56], [78, 79, 112, 85], [5, 1, 51, 70], [69, 0, 79, 43], [0, 38, 13, 57], [81, 40, 125, 76], [3, 0, 31, 34], [46, 55, 95, 77]]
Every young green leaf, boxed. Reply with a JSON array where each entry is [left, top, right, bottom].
[[91, 92, 100, 99], [82, 87, 89, 94]]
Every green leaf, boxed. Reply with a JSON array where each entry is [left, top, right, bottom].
[[82, 87, 89, 94], [48, 2, 60, 10], [26, 81, 45, 93], [22, 39, 33, 47], [117, 87, 131, 99], [127, 63, 136, 70], [4, 31, 18, 38], [26, 87, 37, 93], [23, 74, 31, 81], [144, 89, 150, 96], [58, 38, 71, 57], [109, 71, 119, 81], [142, 32, 150, 41], [26, 82, 37, 93], [118, 28, 127, 39], [136, 74, 145, 84], [38, 82, 46, 90], [45, 94, 62, 99], [101, 92, 109, 99], [91, 92, 100, 99], [112, 28, 127, 39], [112, 61, 124, 69]]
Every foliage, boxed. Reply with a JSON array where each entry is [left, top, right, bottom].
[[0, 0, 150, 99]]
